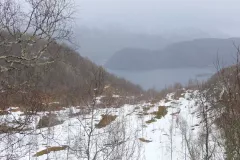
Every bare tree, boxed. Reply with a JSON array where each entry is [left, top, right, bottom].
[[69, 67, 142, 160], [0, 0, 74, 159], [0, 0, 74, 72], [196, 91, 218, 160], [208, 45, 240, 159], [179, 116, 200, 160]]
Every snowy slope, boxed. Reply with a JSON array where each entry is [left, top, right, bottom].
[[0, 90, 224, 160]]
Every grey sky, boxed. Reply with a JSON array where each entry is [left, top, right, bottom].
[[74, 0, 240, 36]]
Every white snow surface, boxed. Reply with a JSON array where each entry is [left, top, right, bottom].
[[0, 90, 224, 160]]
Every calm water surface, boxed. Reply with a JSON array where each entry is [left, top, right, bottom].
[[108, 67, 215, 90]]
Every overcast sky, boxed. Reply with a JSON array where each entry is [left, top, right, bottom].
[[73, 0, 240, 36]]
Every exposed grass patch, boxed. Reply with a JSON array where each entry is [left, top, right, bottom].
[[0, 110, 8, 115], [151, 106, 168, 119], [37, 114, 63, 129], [95, 114, 117, 128], [0, 125, 29, 133], [100, 96, 117, 107], [145, 118, 156, 124], [134, 106, 140, 110], [164, 99, 171, 103], [173, 89, 185, 100], [141, 105, 154, 116], [143, 112, 149, 115], [9, 107, 21, 112], [143, 106, 151, 112], [150, 99, 159, 104], [69, 109, 90, 118], [33, 146, 68, 157], [139, 138, 152, 143], [137, 111, 150, 116]]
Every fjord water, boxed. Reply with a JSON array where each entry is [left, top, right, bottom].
[[108, 67, 215, 90]]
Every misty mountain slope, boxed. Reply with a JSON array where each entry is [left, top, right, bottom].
[[104, 48, 158, 70], [105, 38, 240, 70], [0, 39, 143, 107], [75, 27, 170, 64]]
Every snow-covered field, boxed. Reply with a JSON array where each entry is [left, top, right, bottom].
[[0, 90, 224, 160]]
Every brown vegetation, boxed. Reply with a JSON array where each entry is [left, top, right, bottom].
[[37, 114, 63, 129], [145, 118, 156, 124], [139, 138, 152, 143], [33, 146, 68, 157], [95, 115, 117, 128], [151, 106, 168, 119]]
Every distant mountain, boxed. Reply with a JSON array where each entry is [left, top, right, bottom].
[[105, 38, 240, 70], [73, 27, 229, 65], [74, 27, 179, 65]]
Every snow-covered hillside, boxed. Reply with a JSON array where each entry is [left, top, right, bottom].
[[0, 90, 224, 160]]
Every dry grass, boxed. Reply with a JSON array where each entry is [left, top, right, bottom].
[[0, 125, 28, 133], [150, 99, 159, 104], [151, 106, 168, 119], [134, 106, 140, 110], [139, 138, 152, 143], [143, 107, 150, 112], [140, 105, 155, 116], [143, 106, 152, 112], [145, 118, 156, 124], [173, 89, 185, 100], [137, 111, 150, 116], [0, 110, 8, 115], [144, 106, 167, 124], [9, 107, 21, 112], [143, 112, 149, 115], [33, 146, 68, 157], [95, 114, 117, 128], [37, 114, 63, 129]]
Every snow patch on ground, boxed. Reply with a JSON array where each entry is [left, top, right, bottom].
[[0, 91, 224, 160]]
